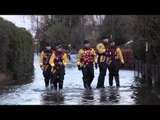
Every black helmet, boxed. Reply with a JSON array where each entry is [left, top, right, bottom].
[[109, 39, 113, 43], [83, 40, 90, 44], [45, 43, 51, 47], [56, 45, 63, 49]]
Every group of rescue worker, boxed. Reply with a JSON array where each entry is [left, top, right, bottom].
[[39, 37, 124, 90], [40, 44, 68, 90], [77, 38, 124, 89]]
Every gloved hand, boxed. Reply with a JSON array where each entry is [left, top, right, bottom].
[[53, 66, 57, 69], [78, 65, 82, 71], [121, 63, 124, 68], [56, 66, 60, 69], [51, 64, 55, 67], [95, 63, 98, 69], [63, 62, 67, 66], [40, 65, 44, 71], [121, 60, 124, 68]]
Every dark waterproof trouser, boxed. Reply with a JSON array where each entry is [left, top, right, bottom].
[[82, 62, 94, 89], [43, 65, 51, 87], [96, 62, 107, 88], [51, 65, 65, 90], [108, 59, 120, 87]]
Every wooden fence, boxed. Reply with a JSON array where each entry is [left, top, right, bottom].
[[134, 60, 160, 87]]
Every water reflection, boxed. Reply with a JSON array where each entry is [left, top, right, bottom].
[[108, 87, 120, 103], [41, 90, 64, 105], [81, 89, 94, 104], [132, 86, 160, 105], [98, 87, 120, 104], [99, 89, 108, 102]]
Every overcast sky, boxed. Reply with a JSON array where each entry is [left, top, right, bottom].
[[0, 15, 105, 37], [0, 15, 35, 36]]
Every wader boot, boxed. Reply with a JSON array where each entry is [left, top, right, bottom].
[[115, 76, 120, 87], [96, 76, 105, 88], [109, 74, 113, 86]]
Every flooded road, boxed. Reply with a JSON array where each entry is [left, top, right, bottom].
[[0, 54, 160, 105]]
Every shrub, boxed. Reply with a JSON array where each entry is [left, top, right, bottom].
[[0, 17, 34, 82]]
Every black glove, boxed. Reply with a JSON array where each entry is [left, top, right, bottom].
[[40, 65, 44, 70], [78, 65, 82, 71], [54, 66, 58, 69], [95, 63, 98, 69], [121, 63, 124, 68]]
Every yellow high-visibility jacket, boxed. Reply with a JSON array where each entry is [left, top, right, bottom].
[[40, 50, 53, 71], [40, 50, 53, 65], [40, 51, 45, 65], [77, 48, 97, 67], [108, 47, 124, 64], [96, 43, 109, 63], [116, 47, 124, 64], [49, 51, 68, 67]]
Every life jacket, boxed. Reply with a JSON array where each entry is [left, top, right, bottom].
[[43, 50, 53, 65], [54, 51, 64, 65], [108, 46, 118, 60], [81, 48, 94, 63], [105, 47, 110, 57]]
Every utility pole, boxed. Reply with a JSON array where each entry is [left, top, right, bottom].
[[111, 15, 114, 41], [36, 17, 39, 55], [144, 16, 152, 87], [145, 41, 148, 84], [145, 41, 152, 86]]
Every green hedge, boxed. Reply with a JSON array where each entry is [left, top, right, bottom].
[[0, 17, 34, 81]]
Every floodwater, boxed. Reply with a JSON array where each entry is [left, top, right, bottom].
[[0, 54, 160, 105]]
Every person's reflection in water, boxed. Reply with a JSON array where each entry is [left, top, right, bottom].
[[99, 89, 108, 102], [81, 89, 94, 104], [108, 87, 120, 103], [41, 90, 64, 105]]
